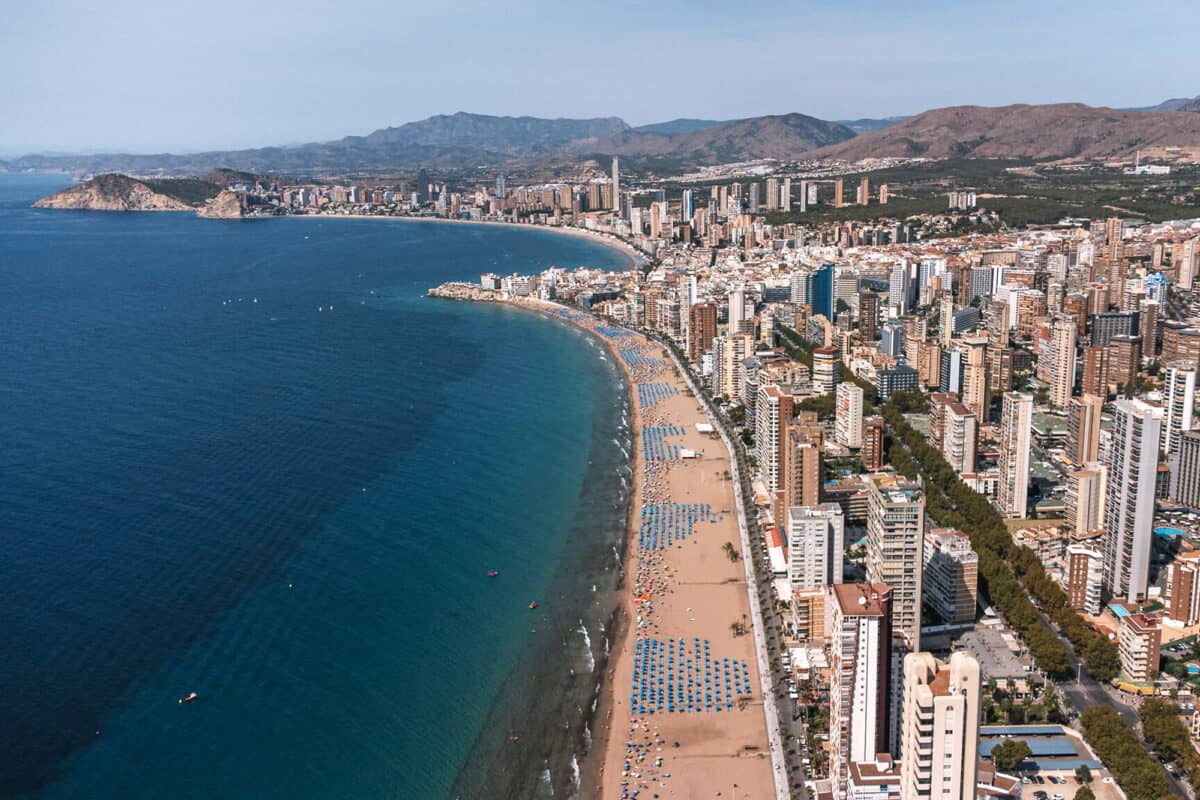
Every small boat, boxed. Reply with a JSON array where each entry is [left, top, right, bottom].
[[529, 602, 538, 610], [487, 570, 499, 578], [178, 692, 198, 704], [509, 735, 520, 742]]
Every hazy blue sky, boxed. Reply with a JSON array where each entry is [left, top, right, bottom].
[[3, 0, 1198, 156]]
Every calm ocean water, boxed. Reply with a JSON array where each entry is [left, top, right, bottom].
[[0, 173, 632, 799]]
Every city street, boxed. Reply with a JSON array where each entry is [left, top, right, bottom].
[[1033, 606, 1191, 799]]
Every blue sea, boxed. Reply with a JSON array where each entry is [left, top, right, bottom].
[[0, 173, 633, 799]]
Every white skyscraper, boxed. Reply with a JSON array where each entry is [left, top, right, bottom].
[[1047, 252, 1069, 282], [755, 385, 792, 493], [1104, 398, 1164, 603], [611, 155, 619, 212], [889, 261, 909, 317], [727, 287, 746, 334], [997, 393, 1032, 519], [830, 583, 893, 800], [787, 504, 845, 591], [835, 382, 864, 448], [942, 402, 977, 475], [1163, 361, 1197, 456], [917, 258, 948, 307], [789, 270, 809, 306], [680, 189, 694, 222]]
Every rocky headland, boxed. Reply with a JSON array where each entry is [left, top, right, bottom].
[[33, 173, 225, 214], [197, 189, 246, 219]]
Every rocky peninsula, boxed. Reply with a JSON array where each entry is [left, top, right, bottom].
[[197, 189, 246, 219], [32, 172, 232, 215], [426, 283, 502, 302], [34, 173, 195, 212]]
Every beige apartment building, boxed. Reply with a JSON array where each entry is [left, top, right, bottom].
[[899, 651, 981, 800]]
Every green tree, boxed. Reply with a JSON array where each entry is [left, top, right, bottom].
[[797, 393, 835, 418], [1075, 764, 1092, 784], [1075, 787, 1095, 800], [990, 739, 1031, 772], [887, 390, 928, 414], [1082, 706, 1173, 800]]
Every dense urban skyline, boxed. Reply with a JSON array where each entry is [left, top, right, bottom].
[[11, 1, 1200, 796], [4, 0, 1200, 155]]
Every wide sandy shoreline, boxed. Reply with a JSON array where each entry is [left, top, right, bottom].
[[480, 297, 774, 799]]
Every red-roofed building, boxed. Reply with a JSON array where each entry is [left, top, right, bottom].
[[1119, 612, 1162, 683]]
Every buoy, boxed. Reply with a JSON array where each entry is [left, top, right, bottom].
[[529, 602, 538, 610]]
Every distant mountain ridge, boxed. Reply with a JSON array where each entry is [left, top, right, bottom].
[[11, 99, 1200, 176], [834, 116, 910, 134], [8, 111, 854, 175], [807, 103, 1200, 161], [1126, 95, 1200, 112], [629, 116, 908, 137], [9, 113, 631, 176], [631, 118, 727, 135], [356, 112, 628, 154], [582, 113, 856, 165]]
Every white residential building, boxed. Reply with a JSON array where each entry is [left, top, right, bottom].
[[830, 583, 893, 800], [1163, 361, 1197, 456], [1104, 398, 1163, 604], [997, 392, 1032, 519], [836, 382, 865, 448], [787, 504, 845, 591]]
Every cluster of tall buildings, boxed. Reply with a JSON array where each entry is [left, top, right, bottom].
[[495, 164, 1200, 698], [768, 418, 992, 799], [828, 582, 1002, 800]]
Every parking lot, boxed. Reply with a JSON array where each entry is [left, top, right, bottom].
[[981, 726, 1122, 800], [1022, 773, 1123, 800], [957, 622, 1032, 680]]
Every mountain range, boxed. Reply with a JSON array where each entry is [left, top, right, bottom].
[[1124, 95, 1200, 113], [578, 113, 855, 165], [806, 103, 1200, 161], [628, 116, 907, 136], [4, 95, 1200, 177]]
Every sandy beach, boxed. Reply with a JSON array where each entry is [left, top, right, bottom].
[[511, 299, 774, 800]]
